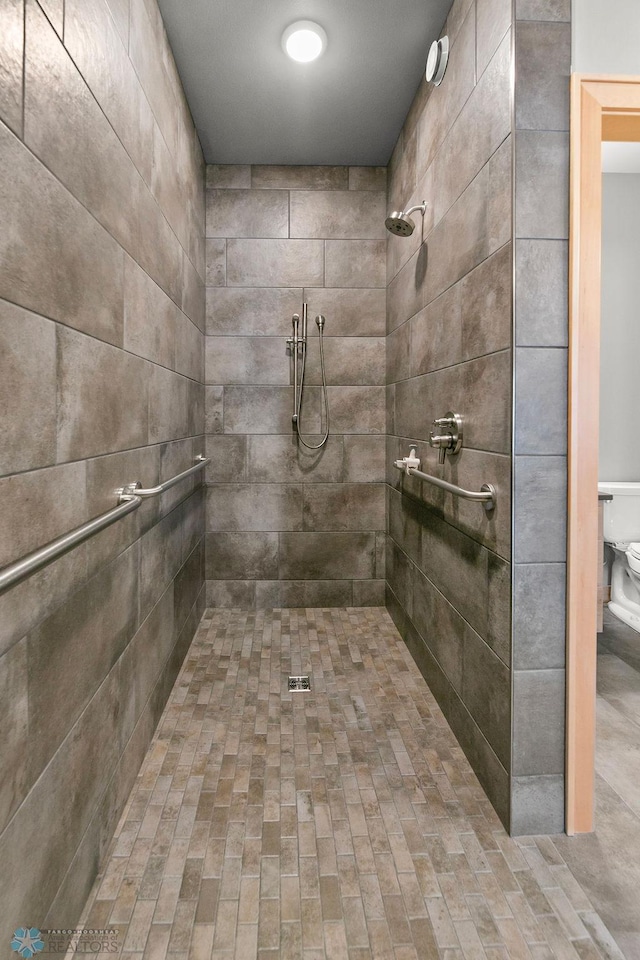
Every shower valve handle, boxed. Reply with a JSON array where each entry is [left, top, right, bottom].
[[429, 411, 463, 464]]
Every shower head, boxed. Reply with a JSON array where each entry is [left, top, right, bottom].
[[385, 201, 427, 237]]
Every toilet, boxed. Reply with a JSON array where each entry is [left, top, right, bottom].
[[599, 482, 640, 632]]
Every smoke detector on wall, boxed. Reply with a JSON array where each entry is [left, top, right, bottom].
[[425, 36, 449, 86]]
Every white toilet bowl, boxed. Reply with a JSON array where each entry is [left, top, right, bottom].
[[609, 541, 640, 632], [599, 482, 640, 634]]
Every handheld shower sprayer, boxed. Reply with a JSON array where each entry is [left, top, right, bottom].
[[385, 200, 427, 237], [288, 304, 330, 449]]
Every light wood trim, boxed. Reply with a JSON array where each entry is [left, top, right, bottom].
[[602, 113, 640, 141], [567, 74, 640, 834]]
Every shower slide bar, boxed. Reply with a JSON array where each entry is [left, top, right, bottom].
[[394, 450, 496, 512], [0, 456, 209, 594]]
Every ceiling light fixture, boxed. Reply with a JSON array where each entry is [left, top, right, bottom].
[[282, 21, 327, 63]]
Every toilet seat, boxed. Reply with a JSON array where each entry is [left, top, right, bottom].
[[627, 550, 640, 575], [628, 542, 640, 560]]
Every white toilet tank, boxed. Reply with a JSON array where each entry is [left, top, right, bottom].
[[599, 482, 640, 542]]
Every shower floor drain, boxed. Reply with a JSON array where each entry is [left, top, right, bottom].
[[288, 676, 311, 691]]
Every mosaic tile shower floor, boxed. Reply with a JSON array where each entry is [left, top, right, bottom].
[[77, 608, 625, 960]]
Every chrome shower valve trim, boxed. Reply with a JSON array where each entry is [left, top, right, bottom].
[[429, 411, 463, 464]]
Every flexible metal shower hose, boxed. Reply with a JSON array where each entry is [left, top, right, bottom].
[[295, 323, 330, 450]]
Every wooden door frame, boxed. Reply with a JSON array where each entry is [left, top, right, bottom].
[[567, 75, 640, 834]]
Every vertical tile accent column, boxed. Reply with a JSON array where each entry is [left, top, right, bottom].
[[0, 0, 205, 923], [512, 0, 571, 834], [204, 165, 387, 607], [385, 0, 514, 827]]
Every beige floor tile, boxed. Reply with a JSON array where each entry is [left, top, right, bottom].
[[73, 608, 621, 960]]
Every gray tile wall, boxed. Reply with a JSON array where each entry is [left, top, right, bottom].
[[387, 0, 571, 835], [385, 0, 514, 828], [205, 165, 387, 607], [511, 0, 570, 835], [0, 0, 205, 923]]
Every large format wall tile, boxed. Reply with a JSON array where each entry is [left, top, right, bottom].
[[0, 666, 122, 923], [327, 386, 386, 434], [303, 289, 386, 337], [0, 638, 29, 835], [512, 669, 566, 776], [415, 6, 476, 180], [227, 239, 324, 287], [460, 243, 512, 360], [302, 483, 386, 531], [0, 0, 206, 925], [303, 337, 385, 386], [462, 627, 512, 769], [205, 337, 289, 385], [516, 0, 569, 18], [513, 563, 566, 670], [515, 130, 570, 239], [207, 287, 303, 336], [129, 0, 180, 157], [510, 0, 570, 833], [476, 0, 512, 77], [289, 190, 387, 240], [252, 165, 349, 190], [515, 21, 571, 132], [514, 456, 567, 563], [205, 533, 279, 580], [0, 0, 24, 136], [279, 532, 376, 580], [27, 543, 139, 778], [0, 300, 57, 477], [0, 462, 87, 570], [124, 255, 177, 369], [0, 123, 126, 347], [204, 168, 387, 605], [247, 435, 346, 484], [325, 240, 387, 288], [148, 365, 191, 445], [24, 1, 140, 254], [206, 484, 303, 532], [386, 0, 516, 832], [57, 327, 150, 461], [515, 347, 568, 455], [431, 30, 511, 226], [515, 239, 568, 346], [510, 775, 565, 835], [223, 385, 320, 435], [64, 0, 154, 185], [206, 189, 289, 238]]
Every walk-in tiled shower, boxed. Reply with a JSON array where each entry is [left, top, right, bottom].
[[0, 0, 611, 954]]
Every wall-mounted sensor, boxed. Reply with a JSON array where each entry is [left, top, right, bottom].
[[426, 36, 449, 86]]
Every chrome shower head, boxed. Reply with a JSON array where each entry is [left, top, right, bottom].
[[384, 201, 427, 237], [385, 212, 415, 236]]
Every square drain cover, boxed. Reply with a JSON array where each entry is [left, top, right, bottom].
[[289, 676, 311, 691]]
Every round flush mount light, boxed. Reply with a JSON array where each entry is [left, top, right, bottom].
[[282, 21, 327, 62], [426, 35, 449, 86]]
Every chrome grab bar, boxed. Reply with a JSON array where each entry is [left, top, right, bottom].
[[0, 456, 210, 594], [394, 449, 496, 512], [120, 455, 209, 498]]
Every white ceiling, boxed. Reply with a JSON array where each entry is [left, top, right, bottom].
[[602, 141, 640, 174], [156, 0, 453, 165]]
